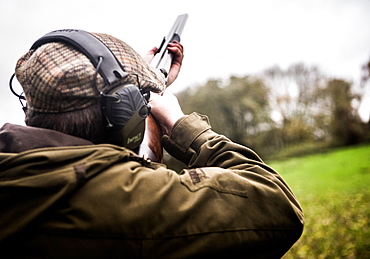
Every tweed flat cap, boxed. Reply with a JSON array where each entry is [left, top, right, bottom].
[[15, 32, 166, 113]]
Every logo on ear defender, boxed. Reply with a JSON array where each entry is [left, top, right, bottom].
[[127, 132, 143, 145]]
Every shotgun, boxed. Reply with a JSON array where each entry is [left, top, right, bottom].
[[138, 14, 188, 162]]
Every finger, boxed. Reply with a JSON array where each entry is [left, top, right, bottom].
[[167, 42, 184, 53], [167, 45, 184, 65], [143, 47, 158, 63]]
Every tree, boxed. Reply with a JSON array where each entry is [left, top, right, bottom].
[[262, 63, 325, 145], [177, 76, 272, 152], [359, 59, 370, 124], [177, 79, 228, 133], [173, 63, 369, 162], [325, 79, 367, 146]]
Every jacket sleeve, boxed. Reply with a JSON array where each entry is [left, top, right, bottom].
[[162, 112, 304, 258]]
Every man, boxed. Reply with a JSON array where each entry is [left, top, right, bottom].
[[0, 30, 304, 258]]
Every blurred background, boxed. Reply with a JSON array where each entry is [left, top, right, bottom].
[[1, 0, 369, 126], [1, 0, 369, 258]]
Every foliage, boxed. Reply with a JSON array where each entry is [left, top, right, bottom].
[[270, 144, 370, 258], [177, 76, 272, 150], [325, 79, 368, 145], [176, 63, 369, 160]]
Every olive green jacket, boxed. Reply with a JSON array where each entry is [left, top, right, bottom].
[[0, 113, 303, 258]]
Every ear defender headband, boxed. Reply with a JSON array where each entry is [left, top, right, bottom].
[[14, 29, 151, 150]]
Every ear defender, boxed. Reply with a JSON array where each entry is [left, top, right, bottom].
[[101, 84, 150, 149], [26, 29, 150, 149]]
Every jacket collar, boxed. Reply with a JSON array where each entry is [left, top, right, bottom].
[[0, 123, 92, 153]]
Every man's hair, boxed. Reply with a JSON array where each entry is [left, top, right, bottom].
[[25, 103, 107, 144]]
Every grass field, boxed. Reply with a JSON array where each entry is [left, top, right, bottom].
[[269, 144, 370, 258]]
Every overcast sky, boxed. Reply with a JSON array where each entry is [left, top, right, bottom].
[[1, 0, 369, 126]]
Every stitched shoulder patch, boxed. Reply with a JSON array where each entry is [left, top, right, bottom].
[[180, 167, 248, 197]]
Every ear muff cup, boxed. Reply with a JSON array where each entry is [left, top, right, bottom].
[[101, 84, 150, 149]]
